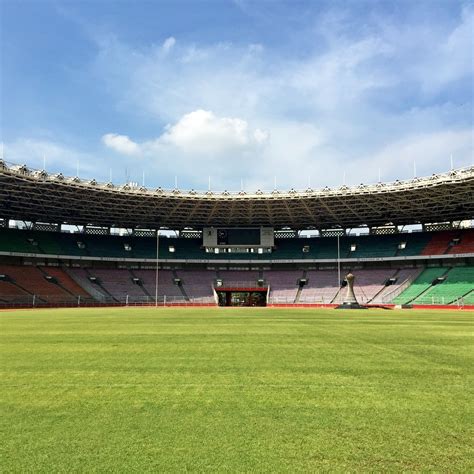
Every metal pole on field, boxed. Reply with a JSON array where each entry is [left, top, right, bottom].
[[337, 234, 341, 288], [155, 229, 159, 307]]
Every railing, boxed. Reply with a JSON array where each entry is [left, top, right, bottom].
[[407, 295, 467, 306], [381, 278, 415, 303], [0, 293, 470, 308], [270, 295, 332, 304], [216, 281, 264, 288], [0, 294, 215, 308]]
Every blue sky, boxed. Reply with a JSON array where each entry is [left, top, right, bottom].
[[1, 0, 473, 190]]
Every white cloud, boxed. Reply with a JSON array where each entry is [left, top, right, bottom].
[[253, 128, 269, 144], [162, 36, 176, 54], [102, 133, 140, 155], [102, 110, 268, 160], [66, 5, 473, 189], [159, 109, 268, 154], [98, 110, 271, 189]]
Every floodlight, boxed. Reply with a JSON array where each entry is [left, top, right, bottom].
[[298, 278, 307, 287]]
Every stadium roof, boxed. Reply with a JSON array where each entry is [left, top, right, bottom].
[[1, 160, 473, 230]]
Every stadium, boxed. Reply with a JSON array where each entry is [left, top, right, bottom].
[[2, 1, 473, 471], [1, 159, 473, 471], [0, 160, 473, 309]]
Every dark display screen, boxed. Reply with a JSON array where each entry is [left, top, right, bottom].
[[217, 228, 261, 245]]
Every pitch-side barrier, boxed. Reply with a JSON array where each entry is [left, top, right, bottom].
[[0, 295, 472, 310]]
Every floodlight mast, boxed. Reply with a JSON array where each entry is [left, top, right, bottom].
[[337, 234, 341, 288], [155, 230, 159, 307]]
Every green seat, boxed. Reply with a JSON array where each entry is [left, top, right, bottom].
[[412, 267, 474, 304], [392, 267, 448, 304]]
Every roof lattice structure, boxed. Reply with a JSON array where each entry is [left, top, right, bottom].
[[0, 160, 473, 230]]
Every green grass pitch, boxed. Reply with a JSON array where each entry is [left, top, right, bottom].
[[1, 307, 473, 472]]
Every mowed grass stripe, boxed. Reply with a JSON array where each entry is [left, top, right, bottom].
[[1, 307, 473, 472]]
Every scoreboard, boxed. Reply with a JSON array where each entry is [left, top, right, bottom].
[[217, 228, 260, 245], [203, 227, 274, 248]]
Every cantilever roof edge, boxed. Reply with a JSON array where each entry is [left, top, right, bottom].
[[1, 159, 473, 200]]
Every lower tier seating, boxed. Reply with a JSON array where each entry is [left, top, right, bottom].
[[0, 264, 91, 303], [411, 267, 474, 304], [0, 279, 30, 303], [299, 270, 341, 303], [176, 270, 215, 302], [333, 269, 398, 304], [0, 264, 472, 306], [371, 268, 423, 304], [392, 267, 451, 304], [462, 291, 474, 305], [266, 270, 303, 303], [40, 267, 91, 298]]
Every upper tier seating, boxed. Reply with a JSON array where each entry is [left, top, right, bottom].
[[1, 228, 472, 261], [421, 231, 460, 256], [344, 235, 397, 258], [0, 229, 42, 253], [447, 230, 474, 254]]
